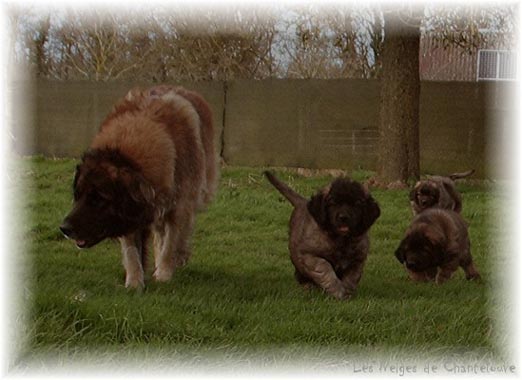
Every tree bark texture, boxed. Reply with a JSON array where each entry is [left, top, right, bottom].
[[378, 13, 420, 184]]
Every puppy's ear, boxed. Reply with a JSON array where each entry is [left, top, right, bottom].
[[360, 195, 381, 232], [409, 182, 421, 201], [409, 188, 416, 201], [431, 185, 441, 202], [394, 240, 406, 264], [307, 192, 329, 229]]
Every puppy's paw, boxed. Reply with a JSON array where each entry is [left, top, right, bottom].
[[435, 275, 451, 285], [332, 288, 352, 301], [466, 273, 482, 283], [300, 282, 315, 291]]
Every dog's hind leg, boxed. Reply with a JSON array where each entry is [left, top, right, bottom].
[[152, 204, 196, 282], [172, 198, 199, 270], [120, 232, 145, 289], [460, 255, 481, 281], [462, 261, 481, 281], [173, 210, 196, 269], [152, 216, 177, 283]]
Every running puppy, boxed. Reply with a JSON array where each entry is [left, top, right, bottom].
[[394, 208, 480, 284], [264, 172, 380, 300], [410, 169, 474, 215], [60, 85, 218, 289]]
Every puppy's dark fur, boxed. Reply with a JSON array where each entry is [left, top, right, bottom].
[[395, 208, 480, 284], [410, 169, 474, 215], [265, 172, 380, 300]]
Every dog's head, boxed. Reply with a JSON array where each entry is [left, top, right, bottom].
[[307, 178, 380, 237], [394, 225, 445, 271], [410, 181, 440, 211], [60, 149, 155, 249]]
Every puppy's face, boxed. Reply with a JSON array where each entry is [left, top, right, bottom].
[[395, 228, 444, 271], [410, 181, 440, 211], [307, 178, 380, 237], [60, 151, 154, 249]]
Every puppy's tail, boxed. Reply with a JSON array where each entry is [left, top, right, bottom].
[[264, 171, 306, 208], [449, 169, 475, 181]]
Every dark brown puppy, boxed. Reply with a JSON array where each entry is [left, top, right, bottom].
[[265, 172, 380, 300], [410, 169, 474, 215], [395, 208, 480, 284], [60, 85, 218, 289]]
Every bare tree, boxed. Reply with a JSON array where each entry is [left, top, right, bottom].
[[329, 6, 384, 78], [10, 5, 280, 82], [44, 10, 159, 81], [161, 11, 278, 81], [276, 5, 384, 79], [425, 4, 518, 51]]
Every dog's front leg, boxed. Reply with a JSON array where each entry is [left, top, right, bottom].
[[407, 267, 437, 282], [120, 233, 145, 289], [300, 255, 348, 300], [435, 259, 459, 285], [340, 259, 366, 297]]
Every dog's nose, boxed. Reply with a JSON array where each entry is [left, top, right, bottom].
[[59, 222, 73, 238], [337, 214, 349, 223]]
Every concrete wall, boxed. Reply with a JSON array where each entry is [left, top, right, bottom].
[[9, 79, 516, 178]]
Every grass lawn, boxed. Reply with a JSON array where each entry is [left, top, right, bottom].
[[8, 157, 509, 371]]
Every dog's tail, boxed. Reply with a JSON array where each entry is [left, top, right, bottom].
[[264, 171, 306, 208], [449, 169, 475, 181]]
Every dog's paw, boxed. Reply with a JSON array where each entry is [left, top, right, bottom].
[[300, 282, 315, 291], [125, 275, 145, 290], [340, 292, 354, 301], [466, 273, 482, 283], [435, 275, 450, 285], [153, 267, 174, 282], [332, 288, 352, 301]]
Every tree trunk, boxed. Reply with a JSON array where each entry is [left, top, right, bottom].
[[378, 12, 420, 185]]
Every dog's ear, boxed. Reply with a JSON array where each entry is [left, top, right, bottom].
[[72, 164, 81, 199], [358, 195, 381, 233], [73, 165, 80, 188], [409, 188, 416, 201], [431, 185, 441, 202], [394, 239, 406, 263], [409, 183, 419, 201], [307, 191, 329, 230], [118, 169, 155, 224]]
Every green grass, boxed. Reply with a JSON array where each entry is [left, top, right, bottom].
[[11, 157, 505, 367]]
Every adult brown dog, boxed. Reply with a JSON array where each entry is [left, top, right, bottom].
[[410, 169, 474, 215], [265, 172, 380, 300], [60, 85, 218, 289], [394, 208, 480, 284]]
